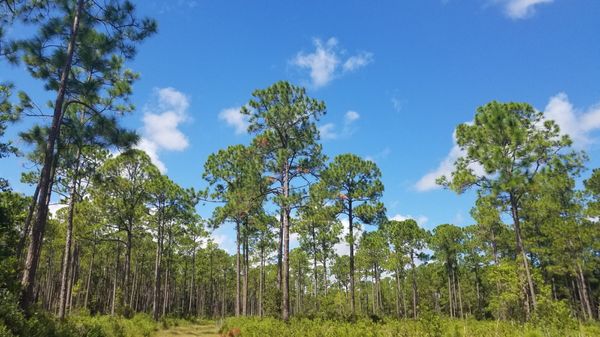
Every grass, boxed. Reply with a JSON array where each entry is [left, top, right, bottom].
[[156, 323, 221, 337]]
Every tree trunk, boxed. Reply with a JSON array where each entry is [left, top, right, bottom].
[[348, 199, 356, 316], [410, 250, 418, 318], [111, 242, 120, 316], [259, 245, 264, 318], [510, 194, 537, 310], [242, 229, 248, 316], [281, 166, 290, 321], [235, 221, 240, 317], [152, 212, 163, 320], [83, 240, 95, 310], [20, 0, 84, 311], [124, 226, 133, 307], [58, 147, 82, 319], [277, 211, 283, 291]]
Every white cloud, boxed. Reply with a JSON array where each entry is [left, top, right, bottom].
[[345, 110, 360, 123], [291, 37, 374, 88], [136, 87, 190, 173], [415, 126, 485, 192], [415, 142, 463, 192], [342, 52, 373, 72], [544, 92, 600, 146], [319, 123, 338, 140], [319, 110, 361, 140], [390, 214, 429, 227], [497, 0, 553, 19], [219, 106, 249, 135]]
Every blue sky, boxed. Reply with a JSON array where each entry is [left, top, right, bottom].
[[2, 0, 600, 253]]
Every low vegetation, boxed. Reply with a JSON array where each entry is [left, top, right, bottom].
[[221, 316, 600, 337]]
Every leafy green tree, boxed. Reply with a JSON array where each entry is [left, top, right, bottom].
[[319, 154, 385, 316], [383, 219, 427, 318], [204, 144, 267, 317], [93, 149, 160, 312], [430, 224, 465, 318], [470, 195, 512, 264], [297, 184, 341, 299], [357, 229, 389, 315], [146, 174, 190, 320], [15, 0, 156, 310], [438, 101, 584, 316], [0, 191, 29, 293], [242, 81, 326, 320]]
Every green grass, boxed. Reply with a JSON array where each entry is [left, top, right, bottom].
[[155, 324, 220, 337]]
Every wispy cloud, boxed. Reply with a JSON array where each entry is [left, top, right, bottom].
[[318, 110, 361, 140], [291, 37, 373, 88], [494, 0, 553, 19], [365, 147, 391, 163], [136, 87, 190, 172], [219, 106, 249, 135]]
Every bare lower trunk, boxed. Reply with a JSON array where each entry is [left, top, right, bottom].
[[152, 218, 163, 320], [281, 166, 290, 321], [348, 200, 356, 316], [83, 241, 95, 310], [235, 221, 240, 317], [510, 195, 537, 311], [20, 0, 84, 311], [411, 251, 418, 318], [58, 148, 82, 319]]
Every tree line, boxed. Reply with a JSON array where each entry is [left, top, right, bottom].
[[0, 0, 599, 327]]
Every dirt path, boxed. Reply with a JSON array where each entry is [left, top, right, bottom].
[[157, 324, 221, 337]]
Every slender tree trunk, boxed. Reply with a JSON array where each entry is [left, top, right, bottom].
[[448, 268, 454, 318], [312, 227, 318, 300], [348, 199, 356, 316], [410, 250, 418, 318], [259, 245, 264, 318], [111, 242, 120, 316], [323, 256, 328, 295], [67, 244, 78, 313], [510, 195, 537, 310], [277, 211, 283, 291], [576, 262, 593, 320], [242, 230, 248, 316], [58, 148, 82, 319], [20, 0, 84, 311], [455, 268, 464, 319], [235, 221, 240, 317], [189, 244, 196, 315], [395, 269, 402, 318], [124, 226, 133, 307], [152, 214, 163, 320], [83, 240, 95, 310], [281, 166, 290, 321]]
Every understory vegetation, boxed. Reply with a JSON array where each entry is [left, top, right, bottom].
[[1, 1, 600, 337], [221, 316, 600, 337]]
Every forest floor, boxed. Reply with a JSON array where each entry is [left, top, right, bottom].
[[157, 324, 221, 337]]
